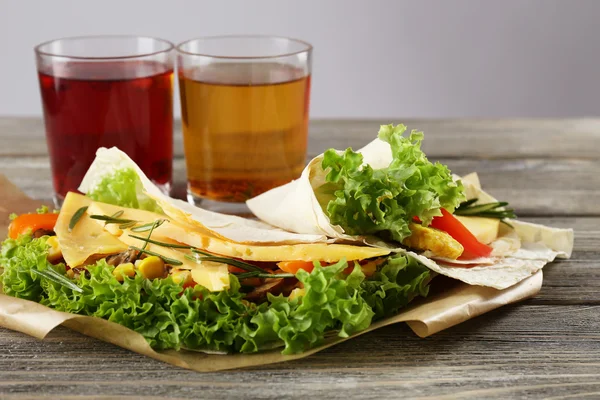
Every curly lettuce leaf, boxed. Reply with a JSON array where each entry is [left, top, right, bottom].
[[361, 253, 432, 319], [86, 168, 163, 213], [321, 123, 465, 242], [241, 260, 375, 354], [1, 236, 432, 354], [1, 235, 50, 301]]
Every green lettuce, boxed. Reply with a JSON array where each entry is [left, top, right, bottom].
[[1, 234, 431, 354], [87, 168, 163, 213], [361, 254, 432, 319], [1, 234, 49, 301], [320, 123, 465, 242]]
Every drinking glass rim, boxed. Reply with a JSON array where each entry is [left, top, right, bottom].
[[34, 35, 175, 60], [176, 35, 313, 59]]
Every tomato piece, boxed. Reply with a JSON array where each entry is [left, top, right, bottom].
[[8, 213, 59, 239], [181, 280, 196, 290], [179, 280, 203, 299], [277, 260, 315, 274], [277, 260, 345, 274], [428, 209, 493, 259]]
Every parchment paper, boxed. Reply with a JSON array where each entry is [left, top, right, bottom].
[[0, 175, 543, 372]]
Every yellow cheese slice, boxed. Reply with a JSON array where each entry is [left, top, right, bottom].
[[455, 215, 500, 245], [86, 201, 170, 237], [54, 193, 128, 267], [87, 202, 390, 263]]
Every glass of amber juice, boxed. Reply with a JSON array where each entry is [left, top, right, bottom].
[[176, 36, 312, 213]]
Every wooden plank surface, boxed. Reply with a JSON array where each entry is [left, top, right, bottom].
[[1, 304, 600, 399], [0, 118, 596, 399], [2, 117, 600, 159], [2, 156, 597, 216]]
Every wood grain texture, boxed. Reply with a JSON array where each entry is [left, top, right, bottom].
[[1, 305, 599, 399], [0, 118, 597, 399], [2, 117, 600, 159], [1, 156, 598, 216]]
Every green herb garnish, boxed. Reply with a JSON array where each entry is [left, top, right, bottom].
[[130, 219, 167, 232], [68, 206, 88, 232], [109, 210, 124, 219], [235, 271, 295, 280], [187, 251, 264, 273], [454, 198, 516, 220], [127, 234, 266, 274], [30, 268, 83, 293], [128, 246, 183, 266], [90, 214, 137, 225], [127, 234, 192, 249]]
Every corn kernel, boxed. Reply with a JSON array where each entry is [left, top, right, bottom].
[[289, 288, 305, 301], [46, 236, 62, 263], [138, 256, 165, 280], [171, 268, 192, 285], [112, 262, 135, 282]]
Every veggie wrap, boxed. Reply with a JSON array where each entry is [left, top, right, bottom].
[[247, 124, 574, 289]]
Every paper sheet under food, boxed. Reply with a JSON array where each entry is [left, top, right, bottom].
[[0, 174, 543, 372]]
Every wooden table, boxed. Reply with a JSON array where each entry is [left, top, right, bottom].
[[0, 118, 598, 399]]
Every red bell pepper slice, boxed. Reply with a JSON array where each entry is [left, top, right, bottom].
[[428, 209, 493, 259]]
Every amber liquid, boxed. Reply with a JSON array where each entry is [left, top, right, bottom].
[[179, 62, 310, 203]]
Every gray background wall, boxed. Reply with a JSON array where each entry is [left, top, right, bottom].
[[1, 0, 599, 118]]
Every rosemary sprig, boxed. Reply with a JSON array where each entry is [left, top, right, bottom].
[[68, 206, 88, 232], [31, 268, 83, 293], [191, 248, 212, 256], [90, 214, 138, 225], [141, 220, 161, 252], [131, 219, 161, 263], [127, 228, 297, 277], [128, 234, 192, 249], [128, 246, 183, 266], [110, 210, 124, 219], [130, 219, 168, 232], [184, 254, 264, 273], [454, 198, 516, 220], [234, 271, 295, 280]]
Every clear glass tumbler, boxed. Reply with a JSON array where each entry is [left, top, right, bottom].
[[35, 35, 175, 207], [177, 35, 312, 214]]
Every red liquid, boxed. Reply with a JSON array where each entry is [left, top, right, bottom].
[[38, 61, 173, 197]]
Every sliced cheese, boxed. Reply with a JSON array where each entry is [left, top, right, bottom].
[[86, 201, 173, 237], [118, 234, 229, 291], [54, 193, 128, 267], [87, 201, 390, 263], [154, 222, 390, 262], [455, 215, 500, 245]]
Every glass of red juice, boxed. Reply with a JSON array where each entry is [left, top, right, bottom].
[[35, 36, 174, 206]]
